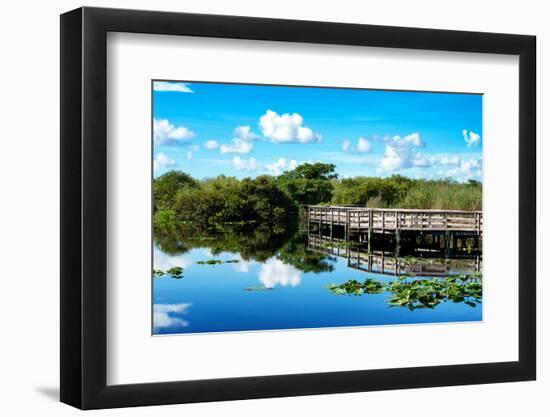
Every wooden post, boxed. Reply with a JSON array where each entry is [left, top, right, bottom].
[[358, 211, 361, 242], [307, 206, 311, 235], [368, 209, 373, 254], [394, 210, 401, 257], [319, 207, 322, 237], [345, 209, 350, 242], [330, 207, 334, 240], [395, 230, 401, 257], [445, 231, 453, 257]]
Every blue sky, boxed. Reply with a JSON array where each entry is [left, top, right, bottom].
[[152, 81, 482, 182]]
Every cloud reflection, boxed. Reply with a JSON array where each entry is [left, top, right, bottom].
[[153, 303, 191, 329], [153, 247, 192, 271], [258, 259, 301, 288], [232, 256, 252, 273]]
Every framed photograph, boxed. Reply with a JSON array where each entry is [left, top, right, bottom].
[[60, 7, 536, 409]]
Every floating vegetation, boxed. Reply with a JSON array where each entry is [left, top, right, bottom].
[[197, 259, 223, 265], [327, 273, 482, 310], [166, 266, 183, 275], [196, 259, 241, 265], [244, 286, 274, 291], [153, 266, 184, 279], [325, 278, 386, 296]]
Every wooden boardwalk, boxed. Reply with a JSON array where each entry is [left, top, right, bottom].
[[306, 205, 482, 256], [306, 205, 482, 234]]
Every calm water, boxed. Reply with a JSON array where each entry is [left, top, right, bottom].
[[153, 231, 482, 335]]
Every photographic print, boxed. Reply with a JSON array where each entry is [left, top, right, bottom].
[[152, 81, 483, 335]]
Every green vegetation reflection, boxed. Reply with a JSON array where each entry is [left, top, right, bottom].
[[154, 266, 184, 279]]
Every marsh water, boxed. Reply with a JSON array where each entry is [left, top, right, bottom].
[[153, 225, 482, 335]]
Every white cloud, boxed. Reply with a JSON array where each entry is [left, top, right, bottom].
[[258, 259, 301, 288], [379, 145, 405, 171], [232, 156, 260, 171], [186, 144, 199, 160], [438, 155, 461, 166], [378, 133, 425, 172], [221, 138, 254, 154], [234, 125, 260, 141], [153, 153, 176, 172], [390, 132, 424, 148], [153, 81, 193, 93], [232, 156, 299, 175], [356, 137, 371, 153], [218, 126, 261, 154], [412, 154, 460, 168], [259, 110, 321, 143], [343, 137, 371, 154], [446, 156, 482, 181], [154, 119, 195, 145], [370, 135, 482, 182], [265, 158, 299, 175], [204, 140, 220, 149], [153, 303, 191, 329], [462, 129, 481, 147]]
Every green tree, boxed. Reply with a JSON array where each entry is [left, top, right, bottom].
[[153, 171, 198, 211], [276, 163, 337, 205], [281, 162, 338, 180], [169, 174, 297, 230]]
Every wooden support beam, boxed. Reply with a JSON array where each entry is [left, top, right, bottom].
[[395, 230, 401, 258]]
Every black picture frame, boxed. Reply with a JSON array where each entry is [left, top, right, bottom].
[[60, 6, 536, 410]]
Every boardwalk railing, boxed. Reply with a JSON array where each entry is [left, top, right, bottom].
[[306, 205, 483, 233]]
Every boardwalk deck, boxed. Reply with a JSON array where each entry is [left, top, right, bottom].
[[306, 205, 482, 234], [306, 205, 482, 257]]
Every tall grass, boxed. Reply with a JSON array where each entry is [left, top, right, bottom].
[[397, 181, 482, 211], [333, 176, 482, 211]]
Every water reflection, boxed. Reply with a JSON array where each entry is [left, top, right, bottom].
[[307, 234, 482, 277], [258, 259, 302, 288], [153, 224, 482, 334], [153, 246, 193, 271], [233, 259, 251, 273], [153, 303, 191, 330]]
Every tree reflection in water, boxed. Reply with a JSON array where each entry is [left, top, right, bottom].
[[154, 223, 482, 311], [154, 222, 334, 274]]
